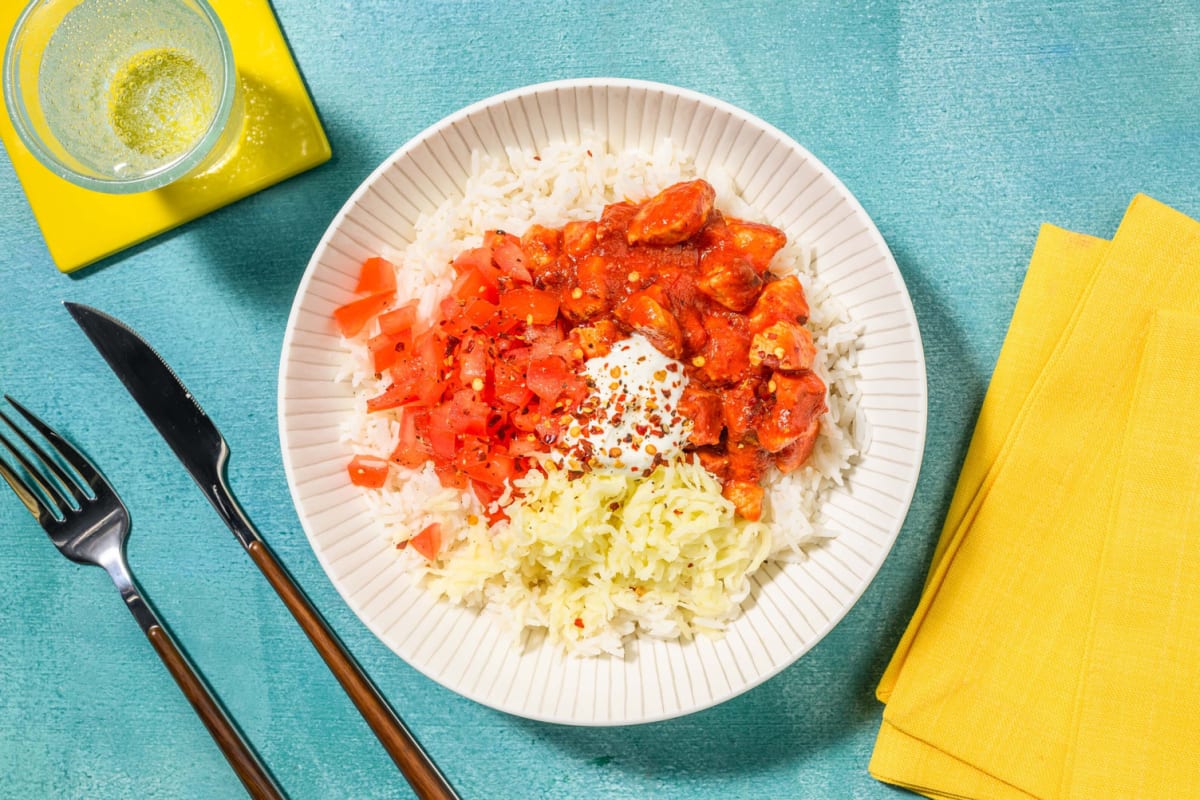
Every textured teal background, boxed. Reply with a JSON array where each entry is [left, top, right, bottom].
[[2, 2, 1199, 798]]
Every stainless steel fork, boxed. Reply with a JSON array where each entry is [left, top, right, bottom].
[[0, 396, 286, 800]]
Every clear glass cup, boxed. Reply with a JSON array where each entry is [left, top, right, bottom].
[[3, 0, 241, 193]]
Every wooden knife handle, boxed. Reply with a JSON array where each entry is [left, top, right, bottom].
[[146, 626, 286, 800], [246, 540, 459, 800]]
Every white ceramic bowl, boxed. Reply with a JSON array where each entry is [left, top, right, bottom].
[[278, 78, 926, 725]]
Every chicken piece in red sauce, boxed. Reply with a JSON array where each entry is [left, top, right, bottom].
[[721, 377, 764, 443], [725, 219, 788, 274], [722, 480, 765, 523], [692, 312, 752, 385], [679, 384, 724, 447], [521, 224, 561, 281], [757, 372, 828, 454], [748, 273, 810, 331], [697, 247, 763, 311], [774, 417, 821, 474], [569, 318, 624, 359], [627, 179, 715, 246], [693, 447, 730, 482], [613, 285, 685, 359], [749, 320, 817, 371]]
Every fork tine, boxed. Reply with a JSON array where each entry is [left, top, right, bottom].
[[0, 406, 82, 509], [3, 396, 105, 501], [0, 429, 57, 522]]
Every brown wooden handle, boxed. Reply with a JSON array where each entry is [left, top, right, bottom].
[[247, 540, 459, 800], [146, 626, 286, 800]]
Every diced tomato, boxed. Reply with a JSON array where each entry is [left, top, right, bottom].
[[458, 445, 514, 487], [445, 390, 489, 436], [415, 379, 448, 408], [485, 231, 533, 284], [438, 294, 461, 323], [551, 338, 584, 366], [451, 438, 514, 501], [485, 311, 523, 337], [390, 410, 427, 469], [525, 323, 564, 360], [507, 432, 543, 456], [408, 523, 442, 561], [386, 328, 444, 399], [456, 334, 491, 383], [355, 256, 398, 295], [347, 454, 389, 488], [441, 298, 498, 339], [561, 377, 588, 410], [414, 326, 446, 365], [534, 414, 562, 447], [482, 230, 512, 248], [484, 409, 508, 438], [371, 372, 444, 411], [494, 360, 532, 408], [452, 246, 500, 282], [500, 287, 559, 325], [526, 356, 570, 405], [494, 359, 528, 402], [366, 382, 408, 413], [510, 406, 541, 433], [333, 291, 395, 338], [368, 329, 410, 373], [377, 300, 419, 335], [503, 345, 532, 367], [451, 267, 499, 305], [426, 403, 458, 461], [433, 462, 469, 489], [455, 435, 489, 467], [471, 479, 505, 507], [368, 331, 446, 411]]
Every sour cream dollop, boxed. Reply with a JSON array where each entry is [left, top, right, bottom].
[[553, 334, 690, 474]]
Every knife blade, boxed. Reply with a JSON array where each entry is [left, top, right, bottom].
[[66, 302, 459, 800]]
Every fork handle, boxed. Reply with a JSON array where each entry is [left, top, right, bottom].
[[107, 561, 287, 800], [246, 540, 459, 800], [144, 625, 287, 800]]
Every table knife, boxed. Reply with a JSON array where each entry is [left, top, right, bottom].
[[65, 302, 459, 800]]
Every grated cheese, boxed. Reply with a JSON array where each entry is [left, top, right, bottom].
[[424, 458, 771, 656]]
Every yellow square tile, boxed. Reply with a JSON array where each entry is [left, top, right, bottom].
[[0, 0, 331, 272]]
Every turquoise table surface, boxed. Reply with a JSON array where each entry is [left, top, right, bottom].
[[2, 2, 1199, 798]]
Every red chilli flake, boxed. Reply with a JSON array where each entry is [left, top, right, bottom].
[[574, 617, 585, 628]]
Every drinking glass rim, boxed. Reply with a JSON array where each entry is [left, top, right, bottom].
[[3, 0, 238, 194]]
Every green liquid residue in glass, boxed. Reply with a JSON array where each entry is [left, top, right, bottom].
[[107, 48, 216, 159]]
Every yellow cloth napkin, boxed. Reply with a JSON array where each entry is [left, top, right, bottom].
[[870, 195, 1200, 799]]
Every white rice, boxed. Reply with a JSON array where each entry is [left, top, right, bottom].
[[336, 138, 866, 654]]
